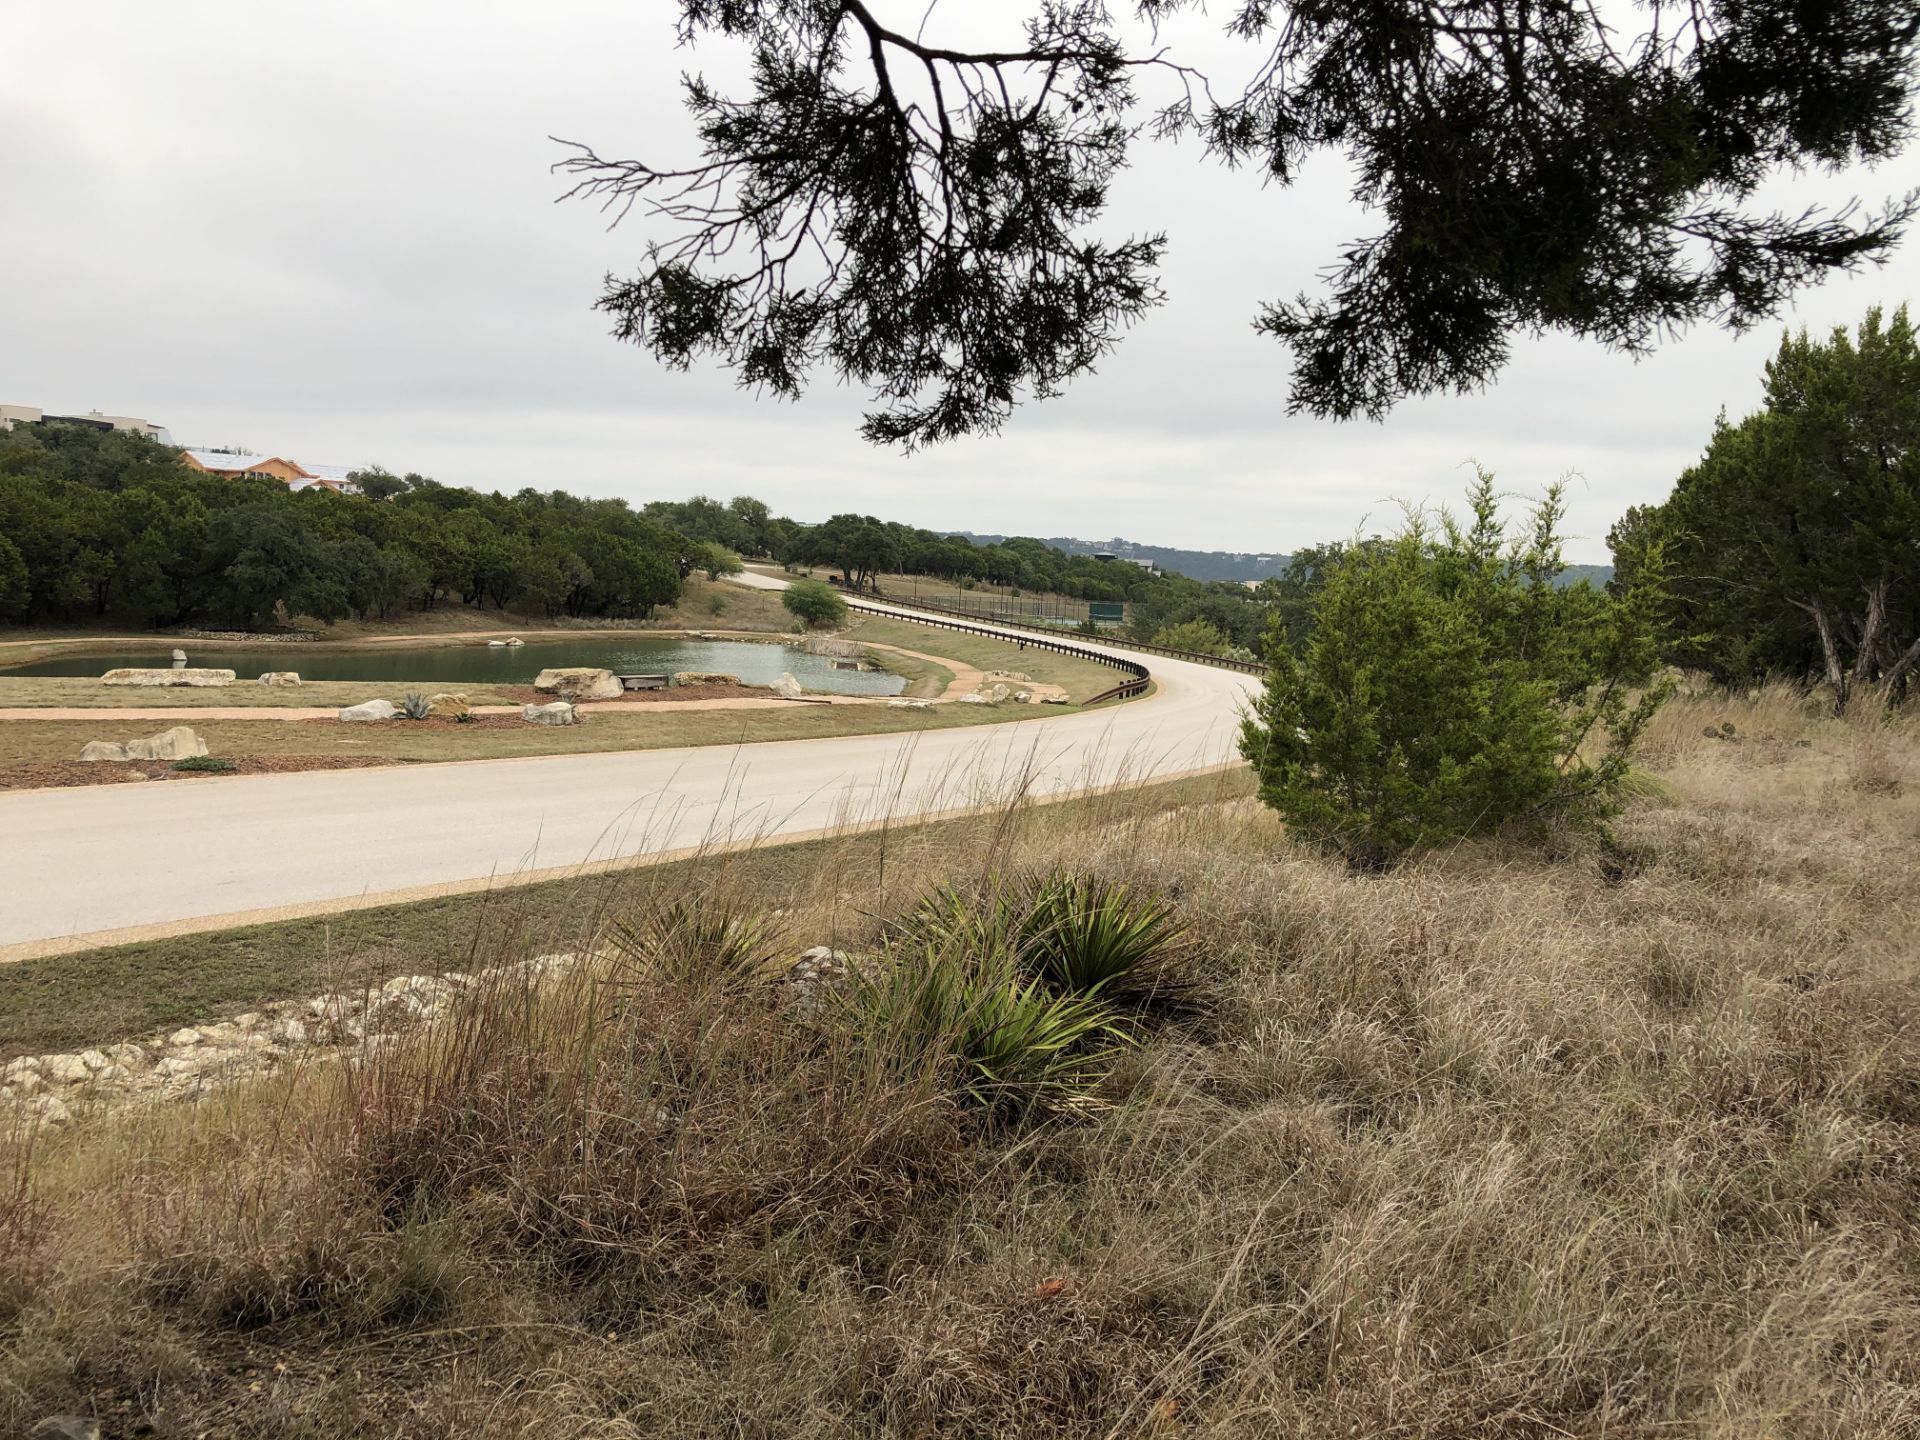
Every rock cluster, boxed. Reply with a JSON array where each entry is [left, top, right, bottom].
[[0, 956, 592, 1133], [1, 945, 850, 1133], [783, 946, 852, 1019], [78, 726, 209, 763]]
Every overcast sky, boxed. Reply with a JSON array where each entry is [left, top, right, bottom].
[[3, 3, 1916, 563]]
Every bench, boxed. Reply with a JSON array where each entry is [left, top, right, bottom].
[[616, 673, 671, 691]]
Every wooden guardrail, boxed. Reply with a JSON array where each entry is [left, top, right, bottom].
[[860, 590, 1269, 677], [843, 598, 1151, 705]]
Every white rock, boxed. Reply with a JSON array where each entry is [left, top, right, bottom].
[[102, 668, 235, 687], [3, 1057, 41, 1081], [9, 1071, 43, 1097], [78, 1049, 111, 1072], [270, 1017, 308, 1046], [124, 726, 209, 761], [521, 701, 579, 726], [487, 639, 507, 647], [532, 667, 623, 701], [168, 1028, 203, 1047], [106, 1043, 147, 1067], [78, 741, 130, 762], [258, 671, 302, 686], [988, 683, 1011, 703], [89, 1065, 130, 1085], [770, 672, 805, 700], [958, 693, 991, 705], [18, 1095, 69, 1129], [231, 1012, 263, 1030], [40, 1054, 93, 1085], [171, 648, 189, 662], [504, 636, 524, 646], [338, 699, 398, 723], [887, 698, 933, 710]]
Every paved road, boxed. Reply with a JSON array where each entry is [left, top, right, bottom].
[[0, 585, 1256, 957]]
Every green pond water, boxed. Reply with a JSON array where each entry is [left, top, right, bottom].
[[4, 637, 909, 696]]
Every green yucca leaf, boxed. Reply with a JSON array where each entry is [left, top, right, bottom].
[[1015, 872, 1188, 1007], [609, 895, 786, 991]]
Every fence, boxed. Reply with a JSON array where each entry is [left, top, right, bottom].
[[857, 592, 1268, 679], [843, 599, 1151, 705]]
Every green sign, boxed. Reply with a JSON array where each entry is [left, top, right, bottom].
[[1088, 602, 1124, 623]]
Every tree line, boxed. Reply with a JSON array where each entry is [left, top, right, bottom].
[[0, 422, 1275, 648], [1613, 305, 1920, 714], [0, 428, 748, 629]]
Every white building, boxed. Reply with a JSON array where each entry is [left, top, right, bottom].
[[1, 403, 173, 443]]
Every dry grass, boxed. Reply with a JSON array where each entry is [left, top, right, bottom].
[[2, 689, 1917, 1437], [0, 699, 1087, 770]]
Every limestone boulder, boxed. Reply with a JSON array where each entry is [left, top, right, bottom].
[[124, 726, 208, 761], [426, 691, 471, 719], [770, 672, 805, 700], [673, 671, 741, 687], [532, 667, 624, 701], [522, 701, 580, 726], [886, 698, 933, 710], [339, 699, 398, 722], [958, 693, 992, 706], [258, 671, 302, 686], [102, 667, 235, 687], [78, 740, 130, 762]]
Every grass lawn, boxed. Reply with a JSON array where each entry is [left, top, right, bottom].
[[0, 676, 522, 709], [0, 768, 1251, 1060], [0, 695, 1092, 765]]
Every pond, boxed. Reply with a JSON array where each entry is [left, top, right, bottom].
[[2, 637, 910, 696]]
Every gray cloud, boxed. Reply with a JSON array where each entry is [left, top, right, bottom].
[[3, 1, 1915, 563]]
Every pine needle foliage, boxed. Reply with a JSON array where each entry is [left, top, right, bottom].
[[1241, 472, 1672, 867]]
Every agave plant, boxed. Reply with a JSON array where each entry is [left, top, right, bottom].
[[401, 690, 432, 721], [1013, 872, 1189, 1009], [607, 894, 786, 993]]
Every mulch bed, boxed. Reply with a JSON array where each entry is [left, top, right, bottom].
[[294, 713, 528, 730], [0, 756, 394, 791]]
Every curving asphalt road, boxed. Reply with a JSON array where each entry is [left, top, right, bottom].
[[0, 580, 1256, 958]]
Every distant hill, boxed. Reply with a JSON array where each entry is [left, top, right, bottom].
[[950, 532, 1613, 588], [948, 532, 1290, 583]]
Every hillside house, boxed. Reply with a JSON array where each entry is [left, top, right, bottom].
[[179, 450, 361, 494]]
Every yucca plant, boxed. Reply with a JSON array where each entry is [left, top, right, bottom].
[[1014, 872, 1189, 1009], [853, 947, 1125, 1117], [401, 691, 432, 721], [607, 894, 787, 994]]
